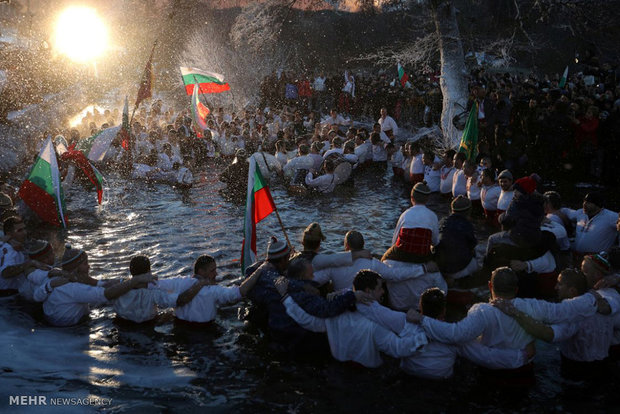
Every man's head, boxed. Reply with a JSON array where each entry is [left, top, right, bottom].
[[344, 230, 364, 251], [61, 245, 89, 276], [583, 192, 604, 218], [581, 253, 611, 286], [353, 270, 385, 304], [451, 195, 471, 215], [286, 257, 313, 280], [555, 269, 588, 300], [130, 255, 151, 276], [380, 107, 388, 118], [462, 160, 476, 177], [3, 216, 26, 244], [194, 255, 217, 281], [498, 170, 513, 191], [443, 149, 456, 167], [266, 236, 291, 272], [481, 168, 495, 186], [419, 287, 446, 320], [489, 267, 519, 299], [423, 151, 435, 166], [453, 152, 467, 169], [25, 240, 54, 266], [302, 222, 325, 252], [411, 182, 431, 205], [543, 191, 562, 214]]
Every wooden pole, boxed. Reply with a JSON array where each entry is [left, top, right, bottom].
[[273, 208, 294, 252]]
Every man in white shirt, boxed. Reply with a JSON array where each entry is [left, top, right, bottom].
[[321, 108, 351, 128], [370, 124, 391, 163], [439, 149, 456, 197], [480, 168, 501, 226], [494, 269, 616, 380], [497, 169, 514, 214], [283, 144, 314, 182], [305, 158, 337, 193], [19, 240, 67, 302], [313, 231, 427, 291], [39, 246, 155, 327], [378, 107, 398, 139], [409, 142, 425, 184], [156, 254, 265, 324], [112, 255, 180, 323], [566, 192, 618, 257], [401, 287, 531, 379], [407, 268, 535, 371], [464, 160, 482, 212], [354, 134, 372, 165], [451, 152, 467, 198], [384, 182, 439, 264], [276, 270, 427, 368], [1, 217, 46, 294], [422, 151, 441, 193]]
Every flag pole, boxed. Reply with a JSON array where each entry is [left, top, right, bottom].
[[273, 208, 294, 252]]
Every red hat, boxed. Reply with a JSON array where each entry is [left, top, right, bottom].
[[514, 177, 536, 194]]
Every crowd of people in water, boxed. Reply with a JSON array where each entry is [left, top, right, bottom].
[[1, 60, 620, 383]]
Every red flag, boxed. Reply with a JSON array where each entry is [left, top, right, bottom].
[[61, 144, 104, 204], [135, 43, 156, 108]]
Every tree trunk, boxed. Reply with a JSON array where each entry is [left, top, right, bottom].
[[431, 1, 468, 149]]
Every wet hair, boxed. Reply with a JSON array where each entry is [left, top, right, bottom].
[[370, 132, 381, 145], [444, 149, 456, 159], [194, 255, 215, 274], [345, 230, 364, 250], [420, 288, 446, 319], [129, 255, 151, 276], [454, 152, 467, 163], [481, 168, 494, 180], [3, 216, 22, 235], [287, 257, 311, 280], [353, 269, 381, 291], [311, 141, 322, 152], [543, 191, 562, 210], [302, 236, 321, 251], [299, 144, 310, 155], [491, 267, 519, 296], [324, 158, 335, 173], [559, 269, 587, 295]]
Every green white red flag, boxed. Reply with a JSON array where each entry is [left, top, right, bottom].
[[180, 67, 230, 95], [241, 157, 276, 274], [191, 81, 210, 133], [61, 146, 105, 205], [17, 137, 67, 227], [76, 126, 121, 162], [458, 102, 478, 162], [397, 63, 409, 88]]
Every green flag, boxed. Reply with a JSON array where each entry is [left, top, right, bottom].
[[458, 103, 478, 162]]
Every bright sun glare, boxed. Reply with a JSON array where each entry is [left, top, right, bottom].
[[54, 6, 108, 63]]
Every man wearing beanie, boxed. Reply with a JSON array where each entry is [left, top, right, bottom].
[[37, 245, 155, 326], [435, 196, 478, 284], [0, 217, 47, 294], [19, 240, 67, 302], [565, 192, 618, 258], [496, 169, 514, 214]]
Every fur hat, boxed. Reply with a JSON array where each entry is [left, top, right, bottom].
[[498, 170, 513, 181], [585, 253, 611, 274], [61, 244, 86, 271], [303, 222, 326, 243], [25, 240, 52, 260], [413, 182, 432, 195], [514, 177, 537, 194], [451, 195, 472, 212], [266, 236, 290, 260]]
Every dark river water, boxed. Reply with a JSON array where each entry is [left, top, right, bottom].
[[1, 163, 618, 413]]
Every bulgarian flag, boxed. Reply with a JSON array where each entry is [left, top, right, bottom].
[[18, 137, 67, 227], [558, 65, 569, 89], [458, 102, 478, 162], [191, 81, 210, 133], [241, 157, 276, 274], [180, 67, 230, 95], [61, 146, 105, 204], [397, 63, 409, 88], [76, 126, 121, 162]]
